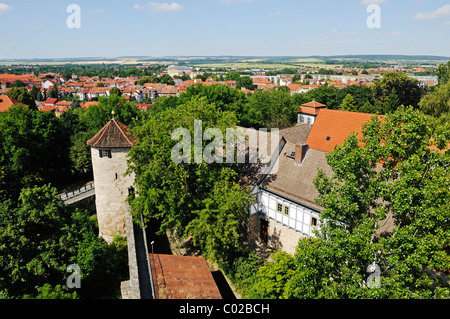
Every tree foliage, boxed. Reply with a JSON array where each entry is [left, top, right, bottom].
[[127, 97, 252, 262], [243, 107, 449, 299], [0, 106, 72, 199], [419, 81, 450, 117], [372, 72, 426, 110], [0, 184, 128, 299]]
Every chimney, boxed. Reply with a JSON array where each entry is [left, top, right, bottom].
[[295, 143, 309, 166]]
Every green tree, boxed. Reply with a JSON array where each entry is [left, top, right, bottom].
[[246, 251, 295, 299], [0, 106, 72, 198], [81, 95, 142, 132], [244, 106, 449, 299], [305, 85, 340, 109], [159, 74, 175, 85], [338, 85, 375, 111], [0, 184, 128, 299], [437, 60, 450, 85], [48, 85, 59, 99], [127, 97, 252, 263], [372, 72, 426, 109], [23, 284, 78, 299], [341, 93, 357, 112], [178, 84, 246, 115], [0, 185, 93, 298], [385, 88, 400, 113], [419, 81, 450, 117], [6, 87, 34, 107], [310, 106, 448, 298], [76, 234, 128, 299], [12, 80, 26, 87], [235, 76, 254, 90], [109, 86, 122, 97], [241, 89, 298, 129]]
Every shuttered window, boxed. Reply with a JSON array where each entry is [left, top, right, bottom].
[[99, 150, 112, 158]]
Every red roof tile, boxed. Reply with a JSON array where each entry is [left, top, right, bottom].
[[86, 119, 137, 148], [306, 109, 375, 153], [299, 100, 327, 115], [0, 95, 21, 112], [149, 254, 222, 299]]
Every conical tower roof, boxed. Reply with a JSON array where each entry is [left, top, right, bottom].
[[87, 119, 137, 148]]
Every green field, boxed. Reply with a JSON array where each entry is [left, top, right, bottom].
[[0, 55, 446, 69]]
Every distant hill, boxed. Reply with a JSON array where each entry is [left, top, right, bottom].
[[308, 55, 450, 61]]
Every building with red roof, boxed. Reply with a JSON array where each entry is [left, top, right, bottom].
[[149, 254, 222, 299], [247, 103, 379, 254], [0, 95, 22, 112]]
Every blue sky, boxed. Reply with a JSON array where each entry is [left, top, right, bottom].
[[0, 0, 449, 59]]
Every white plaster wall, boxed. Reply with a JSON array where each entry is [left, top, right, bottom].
[[91, 147, 135, 243]]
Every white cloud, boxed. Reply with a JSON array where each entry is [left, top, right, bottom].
[[0, 3, 12, 13], [220, 0, 254, 4], [413, 4, 450, 20], [360, 0, 386, 5], [134, 2, 184, 12], [444, 20, 450, 25], [90, 9, 106, 14], [338, 40, 359, 44], [269, 11, 282, 16]]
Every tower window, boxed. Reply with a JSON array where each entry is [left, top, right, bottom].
[[99, 149, 112, 158]]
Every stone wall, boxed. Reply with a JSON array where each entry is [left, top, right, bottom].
[[91, 147, 135, 243], [247, 214, 305, 256]]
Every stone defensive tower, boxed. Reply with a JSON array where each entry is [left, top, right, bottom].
[[87, 117, 137, 243]]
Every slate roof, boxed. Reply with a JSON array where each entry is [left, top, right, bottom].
[[149, 254, 222, 299], [86, 118, 137, 148], [253, 110, 376, 211], [259, 124, 333, 211]]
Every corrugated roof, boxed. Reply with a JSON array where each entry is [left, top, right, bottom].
[[149, 254, 222, 299], [306, 109, 375, 153], [86, 118, 137, 148]]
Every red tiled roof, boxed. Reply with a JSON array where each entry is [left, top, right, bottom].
[[38, 105, 55, 112], [306, 109, 375, 153], [299, 100, 327, 115], [149, 254, 222, 299], [0, 95, 21, 112], [86, 118, 137, 148], [44, 98, 58, 105]]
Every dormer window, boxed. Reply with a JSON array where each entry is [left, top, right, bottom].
[[99, 149, 112, 158]]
